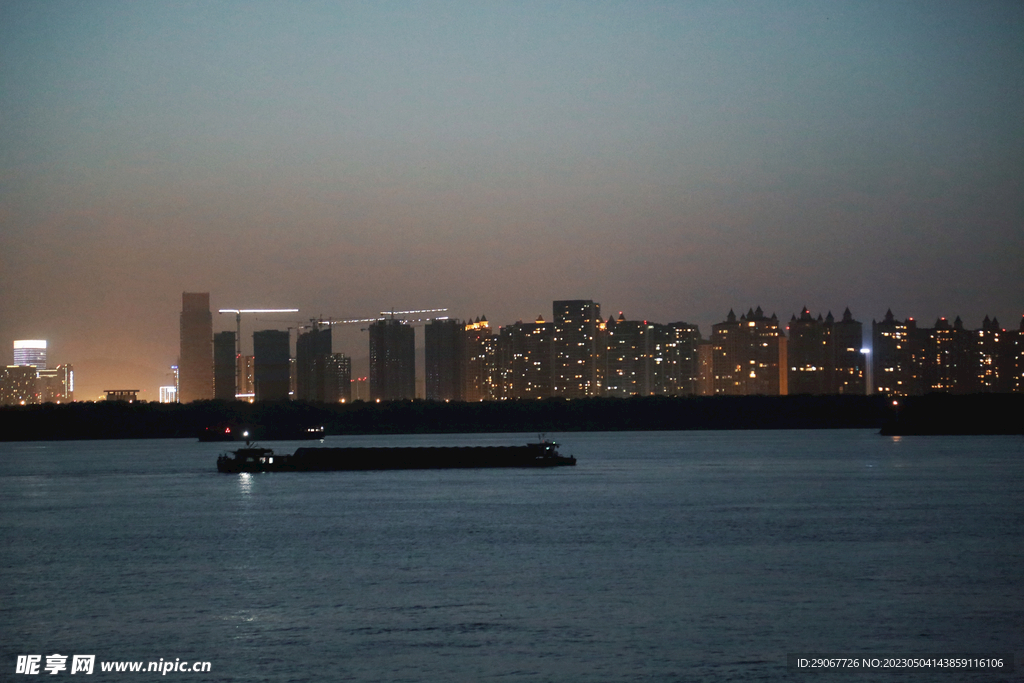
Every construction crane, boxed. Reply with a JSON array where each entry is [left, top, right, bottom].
[[328, 308, 449, 330], [218, 308, 299, 397]]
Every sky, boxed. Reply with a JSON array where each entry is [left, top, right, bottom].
[[1, 0, 1022, 400]]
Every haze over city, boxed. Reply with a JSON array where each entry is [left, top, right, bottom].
[[2, 1, 1021, 399]]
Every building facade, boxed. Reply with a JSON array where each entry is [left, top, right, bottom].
[[552, 299, 602, 398], [213, 331, 236, 400], [424, 318, 464, 401], [711, 307, 784, 396], [13, 340, 46, 369], [369, 319, 415, 401], [253, 329, 291, 401], [179, 292, 213, 403]]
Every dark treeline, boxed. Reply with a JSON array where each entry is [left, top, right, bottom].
[[0, 394, 1019, 442]]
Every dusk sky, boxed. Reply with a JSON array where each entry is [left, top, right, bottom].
[[2, 1, 1021, 399]]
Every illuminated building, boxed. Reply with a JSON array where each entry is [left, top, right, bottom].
[[787, 308, 830, 395], [509, 316, 554, 399], [424, 318, 464, 401], [0, 366, 38, 405], [553, 299, 602, 398], [924, 317, 973, 393], [463, 317, 497, 401], [976, 316, 1012, 393], [787, 307, 865, 395], [872, 310, 917, 396], [663, 322, 702, 396], [832, 308, 866, 395], [213, 331, 236, 400], [369, 319, 415, 401], [179, 292, 213, 402], [1014, 316, 1024, 392], [323, 353, 352, 403], [159, 386, 177, 403], [239, 356, 254, 398], [697, 340, 714, 395], [253, 329, 290, 401], [604, 313, 649, 397], [711, 307, 783, 396], [38, 364, 73, 402], [104, 389, 139, 402], [13, 340, 46, 369]]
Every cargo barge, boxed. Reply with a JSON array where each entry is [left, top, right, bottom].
[[216, 440, 576, 473]]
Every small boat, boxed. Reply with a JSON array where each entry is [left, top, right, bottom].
[[216, 439, 576, 473]]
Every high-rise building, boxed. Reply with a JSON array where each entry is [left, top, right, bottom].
[[605, 313, 647, 397], [179, 292, 213, 402], [788, 307, 865, 395], [463, 317, 498, 401], [787, 308, 830, 395], [924, 317, 974, 393], [711, 307, 783, 396], [323, 353, 352, 403], [369, 319, 415, 401], [295, 325, 333, 402], [976, 316, 1013, 393], [663, 322, 702, 396], [253, 329, 291, 401], [872, 309, 915, 396], [213, 331, 237, 400], [38, 364, 73, 403], [0, 366, 39, 405], [424, 318, 464, 401], [13, 340, 47, 369], [1014, 316, 1024, 393], [553, 299, 602, 398], [509, 316, 554, 399], [832, 308, 866, 395], [239, 356, 255, 399]]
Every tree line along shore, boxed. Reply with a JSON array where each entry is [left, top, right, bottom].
[[0, 394, 1021, 441]]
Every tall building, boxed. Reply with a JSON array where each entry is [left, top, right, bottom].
[[788, 308, 865, 395], [369, 319, 415, 401], [13, 340, 47, 369], [38, 364, 73, 403], [0, 366, 39, 405], [179, 292, 213, 402], [463, 317, 498, 401], [424, 318, 464, 401], [509, 316, 554, 399], [923, 317, 973, 393], [663, 322, 702, 396], [872, 309, 917, 396], [213, 331, 237, 400], [1014, 316, 1024, 392], [552, 299, 602, 398], [238, 356, 255, 399], [976, 316, 1012, 393], [711, 307, 783, 395], [604, 313, 648, 397], [787, 308, 830, 395], [295, 325, 334, 402], [253, 329, 291, 401], [832, 308, 866, 395], [322, 353, 352, 403]]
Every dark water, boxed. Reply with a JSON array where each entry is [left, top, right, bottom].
[[1, 430, 1022, 682]]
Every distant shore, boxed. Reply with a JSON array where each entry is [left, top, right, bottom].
[[1, 394, 1020, 442]]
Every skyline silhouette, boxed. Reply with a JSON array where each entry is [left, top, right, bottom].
[[2, 2, 1021, 399]]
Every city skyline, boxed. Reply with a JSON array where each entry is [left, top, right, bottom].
[[2, 2, 1022, 399]]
